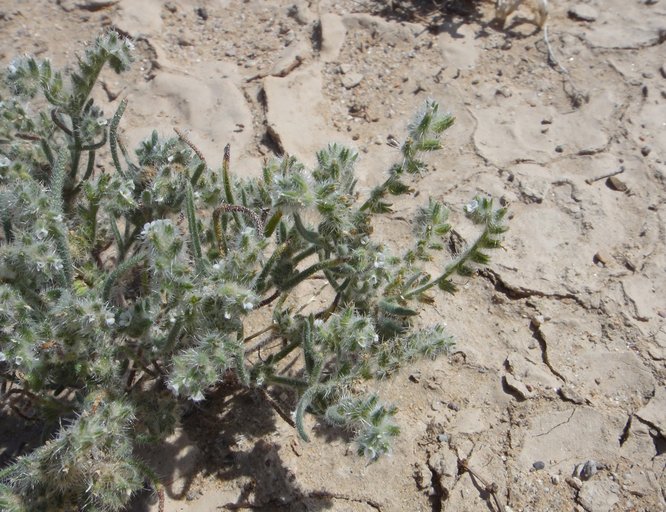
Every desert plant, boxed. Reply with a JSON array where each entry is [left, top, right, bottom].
[[0, 32, 507, 511]]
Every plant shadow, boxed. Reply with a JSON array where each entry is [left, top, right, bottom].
[[364, 0, 542, 40], [129, 384, 336, 511]]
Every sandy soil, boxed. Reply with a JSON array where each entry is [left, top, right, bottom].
[[1, 0, 665, 511]]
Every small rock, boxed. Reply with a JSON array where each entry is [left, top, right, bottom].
[[606, 176, 628, 192], [577, 460, 598, 480], [551, 474, 561, 485], [593, 251, 611, 266], [641, 145, 652, 156], [531, 314, 545, 328], [268, 40, 307, 77], [437, 433, 450, 443], [409, 371, 421, 383], [541, 116, 553, 125], [559, 385, 587, 405], [568, 5, 599, 22], [660, 63, 666, 78], [533, 460, 546, 470], [555, 145, 564, 153], [342, 72, 363, 89], [195, 6, 208, 20], [177, 36, 194, 47], [447, 402, 460, 412], [431, 400, 443, 412], [496, 86, 512, 98], [566, 476, 583, 490], [338, 63, 352, 74]]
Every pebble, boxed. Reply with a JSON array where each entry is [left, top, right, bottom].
[[555, 145, 564, 153], [342, 73, 363, 89], [559, 385, 587, 405], [195, 6, 208, 20], [641, 145, 652, 156], [447, 402, 460, 412], [551, 474, 561, 485], [437, 433, 450, 443], [593, 251, 611, 266], [533, 460, 546, 470], [431, 400, 443, 411], [606, 176, 628, 192], [578, 460, 598, 480], [661, 63, 666, 79], [566, 476, 583, 490], [531, 314, 545, 328], [568, 5, 599, 22]]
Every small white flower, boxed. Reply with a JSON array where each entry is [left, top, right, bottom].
[[0, 352, 6, 362], [224, 311, 231, 320], [314, 319, 324, 327], [0, 156, 11, 167], [169, 315, 176, 324], [212, 263, 221, 271], [97, 118, 108, 127], [35, 227, 48, 240], [14, 355, 23, 365], [191, 390, 205, 402], [105, 316, 116, 326], [54, 214, 63, 223], [242, 301, 254, 311], [464, 199, 479, 214], [167, 155, 174, 163]]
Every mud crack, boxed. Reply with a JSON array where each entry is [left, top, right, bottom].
[[535, 407, 576, 438], [529, 321, 567, 383], [425, 460, 445, 512], [479, 268, 590, 310]]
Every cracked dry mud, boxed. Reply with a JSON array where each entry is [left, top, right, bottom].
[[1, 0, 666, 511]]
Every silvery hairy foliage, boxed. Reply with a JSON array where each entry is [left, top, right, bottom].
[[0, 32, 506, 511]]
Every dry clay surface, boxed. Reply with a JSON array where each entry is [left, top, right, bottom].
[[1, 0, 666, 511]]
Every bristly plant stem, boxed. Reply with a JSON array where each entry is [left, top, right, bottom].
[[110, 98, 128, 178], [50, 148, 74, 288]]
